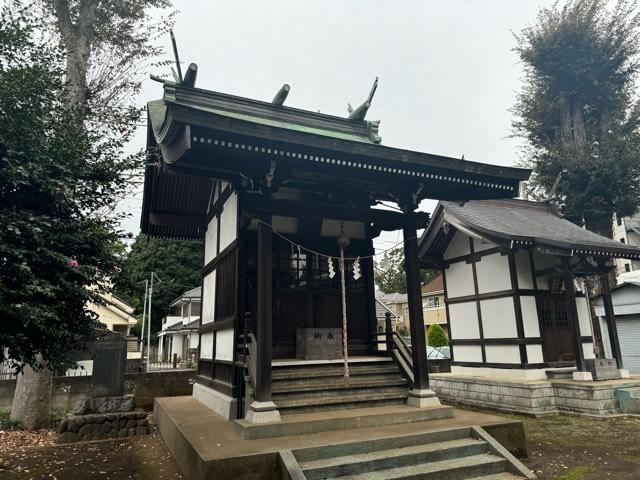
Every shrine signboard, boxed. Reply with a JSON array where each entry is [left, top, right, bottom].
[[296, 328, 342, 360]]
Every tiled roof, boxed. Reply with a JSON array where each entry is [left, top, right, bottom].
[[375, 298, 398, 321], [421, 275, 444, 295], [420, 199, 640, 261]]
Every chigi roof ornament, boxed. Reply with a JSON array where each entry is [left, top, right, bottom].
[[150, 29, 198, 88]]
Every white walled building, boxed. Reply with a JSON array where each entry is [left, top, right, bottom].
[[419, 199, 640, 381], [612, 212, 640, 275], [158, 286, 201, 365]]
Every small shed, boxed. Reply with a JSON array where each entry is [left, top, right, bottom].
[[595, 281, 640, 374]]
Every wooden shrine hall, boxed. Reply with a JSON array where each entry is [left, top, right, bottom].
[[140, 64, 530, 424]]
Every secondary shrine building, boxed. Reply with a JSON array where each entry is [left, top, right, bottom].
[[419, 199, 640, 381], [141, 74, 529, 421]]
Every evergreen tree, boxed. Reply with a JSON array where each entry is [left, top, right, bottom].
[[513, 0, 640, 236], [427, 323, 448, 348], [115, 235, 203, 336], [375, 246, 436, 294]]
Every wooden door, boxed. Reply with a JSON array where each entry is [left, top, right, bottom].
[[536, 295, 576, 363]]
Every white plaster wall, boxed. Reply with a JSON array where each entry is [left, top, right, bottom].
[[448, 302, 479, 339], [520, 295, 540, 337], [219, 192, 238, 252], [476, 253, 511, 294], [443, 231, 470, 260], [444, 262, 475, 298], [200, 332, 214, 359], [582, 342, 595, 360], [575, 297, 593, 337], [485, 345, 520, 364], [473, 237, 495, 252], [321, 219, 365, 239], [526, 344, 544, 364], [272, 215, 298, 234], [201, 271, 216, 324], [454, 345, 483, 363], [215, 328, 234, 361], [480, 297, 517, 338], [515, 251, 534, 289], [189, 333, 199, 350], [204, 216, 218, 265]]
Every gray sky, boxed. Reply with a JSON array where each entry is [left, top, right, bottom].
[[120, 0, 555, 250]]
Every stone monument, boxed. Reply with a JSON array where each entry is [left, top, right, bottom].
[[57, 331, 149, 443]]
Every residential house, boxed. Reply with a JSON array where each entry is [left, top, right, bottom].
[[612, 212, 640, 275], [158, 286, 201, 365], [379, 275, 448, 330], [89, 292, 140, 359]]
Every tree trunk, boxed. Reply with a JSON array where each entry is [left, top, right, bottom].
[[570, 98, 587, 159], [10, 360, 53, 431]]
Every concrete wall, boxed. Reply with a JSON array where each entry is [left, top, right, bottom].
[[0, 369, 195, 412]]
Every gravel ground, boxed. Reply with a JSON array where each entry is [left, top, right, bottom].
[[1, 411, 639, 480], [0, 416, 182, 480]]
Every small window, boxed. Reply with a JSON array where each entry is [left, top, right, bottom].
[[617, 215, 623, 226], [621, 238, 626, 244], [404, 306, 409, 315], [625, 264, 631, 272], [425, 296, 440, 308]]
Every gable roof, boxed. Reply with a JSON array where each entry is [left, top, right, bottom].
[[421, 275, 444, 295], [419, 199, 640, 262], [375, 298, 399, 321], [169, 286, 201, 307], [141, 81, 530, 239]]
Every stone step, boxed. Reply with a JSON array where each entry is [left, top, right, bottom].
[[276, 391, 409, 414], [273, 380, 408, 398], [272, 363, 399, 380], [234, 405, 456, 440], [322, 453, 508, 479], [300, 438, 489, 480], [272, 372, 405, 389]]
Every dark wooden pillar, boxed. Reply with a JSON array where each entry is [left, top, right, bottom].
[[403, 224, 430, 390], [560, 258, 586, 371], [255, 216, 273, 402], [598, 260, 623, 368]]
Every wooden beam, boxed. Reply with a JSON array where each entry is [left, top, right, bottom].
[[148, 212, 206, 228], [403, 223, 430, 390], [243, 197, 428, 230], [597, 259, 623, 369], [254, 213, 273, 402]]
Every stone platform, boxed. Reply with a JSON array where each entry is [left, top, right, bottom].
[[155, 396, 528, 480], [431, 373, 640, 416]]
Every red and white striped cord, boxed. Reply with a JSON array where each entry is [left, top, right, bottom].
[[339, 247, 350, 385]]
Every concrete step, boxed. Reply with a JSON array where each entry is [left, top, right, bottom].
[[276, 391, 409, 414], [234, 404, 456, 440], [300, 438, 489, 480], [322, 453, 507, 479], [272, 372, 405, 389], [272, 363, 399, 380], [273, 381, 408, 399]]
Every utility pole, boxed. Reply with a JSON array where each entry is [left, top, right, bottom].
[[146, 272, 154, 370], [139, 279, 148, 354]]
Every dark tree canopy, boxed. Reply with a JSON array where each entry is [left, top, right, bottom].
[[115, 235, 203, 336], [375, 246, 436, 294], [513, 0, 640, 236], [0, 5, 126, 372]]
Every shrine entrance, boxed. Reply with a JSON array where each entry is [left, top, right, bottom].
[[536, 294, 576, 364], [245, 235, 374, 359]]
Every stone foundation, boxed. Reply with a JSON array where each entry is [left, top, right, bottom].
[[431, 373, 640, 416], [57, 410, 149, 443]]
